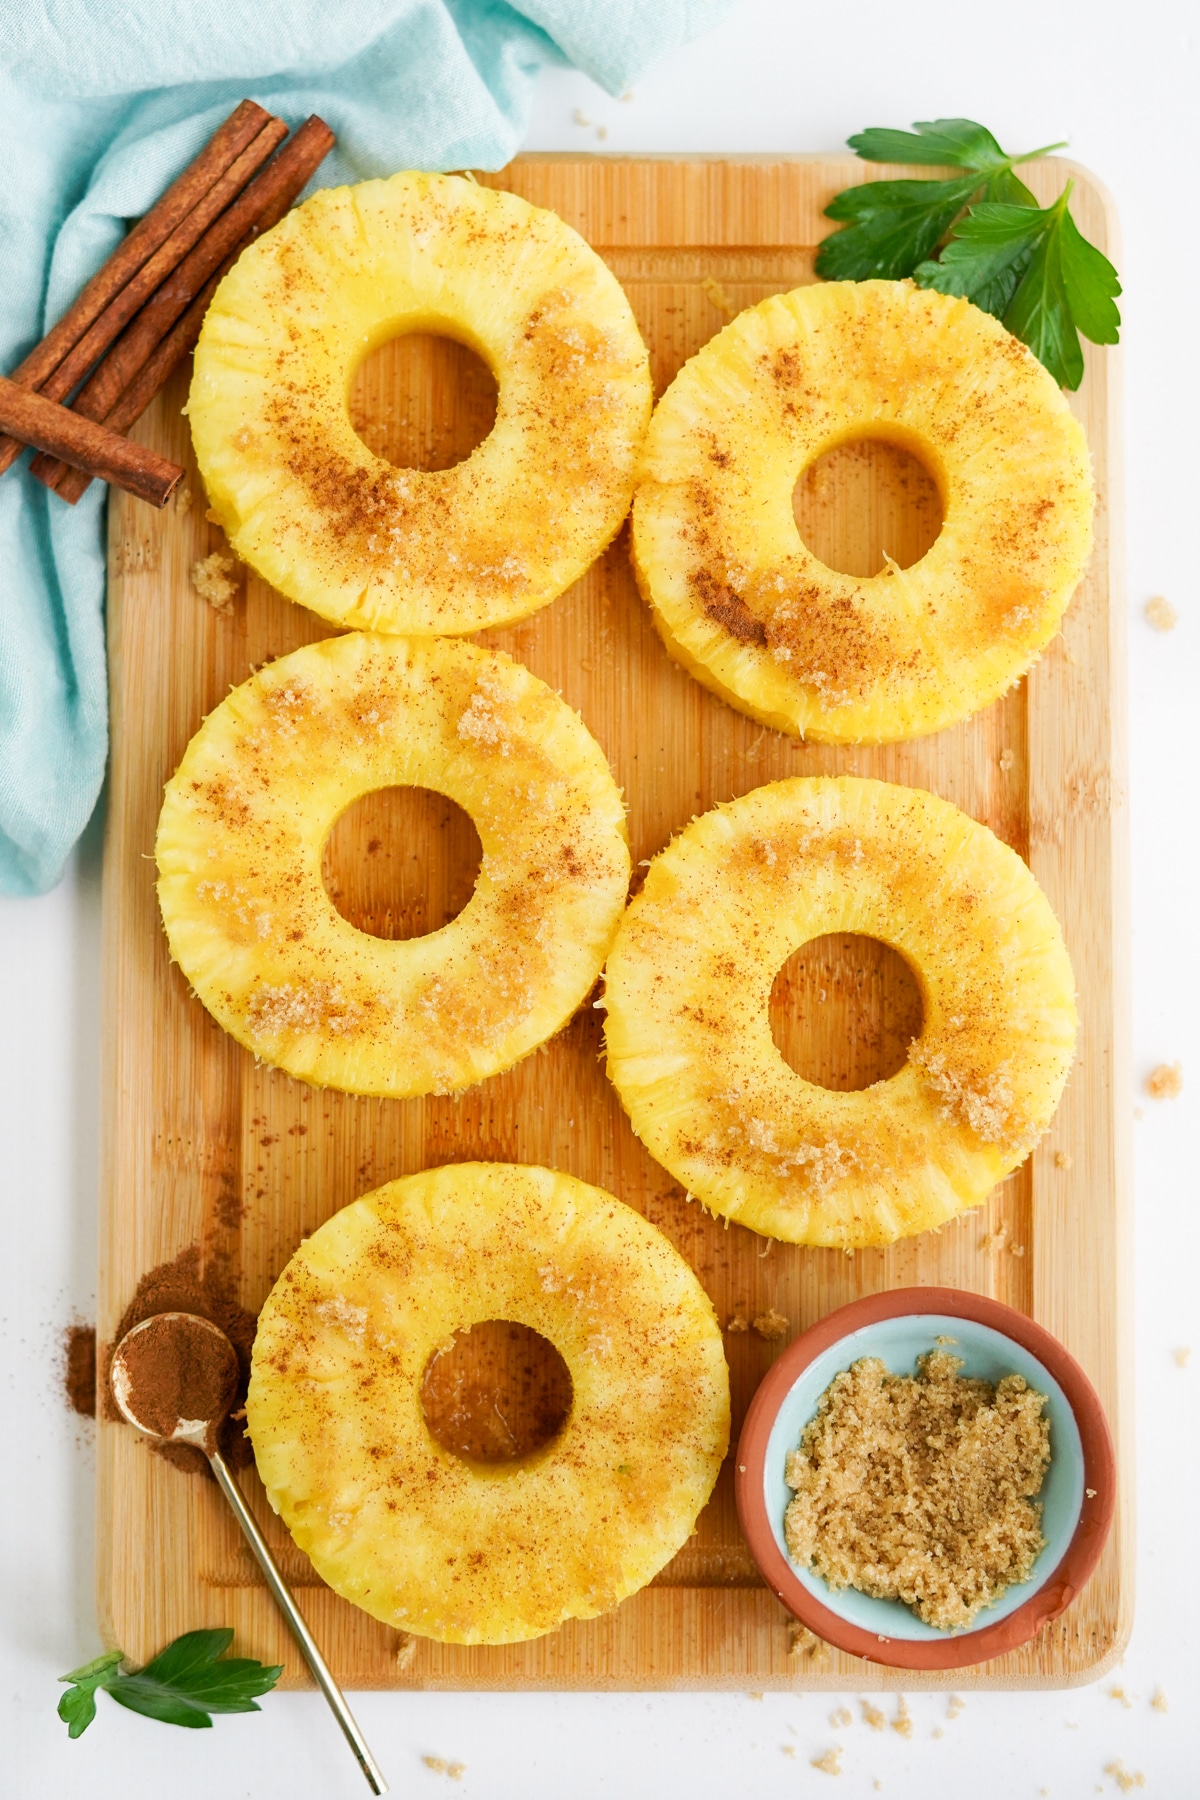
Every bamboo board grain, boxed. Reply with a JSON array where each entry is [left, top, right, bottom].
[[97, 155, 1130, 1689]]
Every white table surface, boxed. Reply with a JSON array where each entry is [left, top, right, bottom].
[[4, 1, 1198, 1792]]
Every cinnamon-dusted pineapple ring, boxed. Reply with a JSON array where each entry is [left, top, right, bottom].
[[632, 280, 1093, 743], [156, 633, 631, 1096], [603, 777, 1077, 1248], [247, 1163, 730, 1645], [189, 171, 652, 635]]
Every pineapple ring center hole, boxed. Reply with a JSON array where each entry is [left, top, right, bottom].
[[421, 1321, 574, 1464], [322, 786, 483, 942], [770, 932, 924, 1091], [348, 331, 498, 471], [793, 436, 944, 578]]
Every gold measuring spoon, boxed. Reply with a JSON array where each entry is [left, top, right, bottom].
[[110, 1310, 387, 1794]]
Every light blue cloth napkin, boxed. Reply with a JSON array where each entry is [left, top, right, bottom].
[[0, 0, 732, 895]]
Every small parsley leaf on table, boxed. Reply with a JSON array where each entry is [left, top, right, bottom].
[[58, 1628, 283, 1737], [816, 118, 1120, 389]]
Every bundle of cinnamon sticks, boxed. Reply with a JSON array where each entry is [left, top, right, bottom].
[[0, 100, 334, 508]]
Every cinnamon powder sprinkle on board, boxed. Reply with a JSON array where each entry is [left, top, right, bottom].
[[784, 1350, 1050, 1630]]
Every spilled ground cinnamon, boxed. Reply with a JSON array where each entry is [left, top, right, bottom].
[[63, 1324, 97, 1418], [106, 1244, 258, 1473]]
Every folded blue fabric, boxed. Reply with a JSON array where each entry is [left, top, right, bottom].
[[0, 0, 732, 895]]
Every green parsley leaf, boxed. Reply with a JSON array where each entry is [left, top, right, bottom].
[[818, 118, 1121, 388], [849, 118, 1014, 171], [57, 1651, 123, 1740], [57, 1629, 282, 1738], [817, 174, 981, 281], [914, 201, 1048, 320]]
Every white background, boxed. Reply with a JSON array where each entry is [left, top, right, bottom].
[[3, 0, 1198, 1793]]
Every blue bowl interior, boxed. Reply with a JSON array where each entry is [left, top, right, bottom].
[[765, 1312, 1085, 1641]]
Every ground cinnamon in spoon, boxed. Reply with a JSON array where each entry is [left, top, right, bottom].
[[105, 1244, 258, 1472], [114, 1314, 239, 1455]]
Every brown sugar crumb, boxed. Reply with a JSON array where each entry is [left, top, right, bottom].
[[947, 1695, 965, 1719], [1146, 1061, 1183, 1100], [726, 1313, 750, 1334], [190, 551, 239, 613], [830, 1705, 852, 1728], [980, 1222, 1010, 1254], [1150, 1686, 1168, 1713], [860, 1700, 886, 1731], [782, 1744, 796, 1757], [998, 748, 1016, 771], [783, 1350, 1050, 1630], [422, 1756, 465, 1780], [787, 1621, 830, 1666], [1173, 1347, 1191, 1369], [753, 1308, 789, 1341], [891, 1697, 912, 1738], [1108, 1685, 1133, 1709], [395, 1634, 416, 1670], [811, 1747, 843, 1776], [1055, 1150, 1073, 1169], [1104, 1761, 1146, 1793], [1144, 595, 1177, 632], [701, 275, 736, 318]]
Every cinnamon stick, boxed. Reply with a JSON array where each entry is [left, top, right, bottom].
[[41, 117, 335, 501], [33, 116, 288, 414], [0, 99, 275, 475], [0, 375, 182, 507]]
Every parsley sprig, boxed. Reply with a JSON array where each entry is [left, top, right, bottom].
[[58, 1629, 282, 1737], [815, 119, 1120, 389]]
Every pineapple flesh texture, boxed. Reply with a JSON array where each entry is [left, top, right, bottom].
[[189, 171, 652, 635], [603, 777, 1077, 1248], [156, 633, 631, 1097], [632, 280, 1093, 744], [246, 1163, 730, 1645]]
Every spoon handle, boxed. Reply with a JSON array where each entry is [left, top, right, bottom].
[[208, 1449, 388, 1794]]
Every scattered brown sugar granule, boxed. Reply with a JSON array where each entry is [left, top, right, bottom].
[[811, 1747, 842, 1776], [1146, 1061, 1183, 1100], [998, 748, 1016, 771], [784, 1349, 1050, 1630], [422, 1757, 465, 1779], [787, 1621, 830, 1666], [1104, 1761, 1146, 1793], [395, 1634, 417, 1671], [63, 1323, 97, 1417], [190, 551, 239, 613], [1144, 595, 1177, 632], [1055, 1150, 1073, 1169], [947, 1694, 965, 1718], [1150, 1686, 1168, 1713], [1173, 1346, 1191, 1369], [753, 1308, 789, 1341], [1108, 1685, 1133, 1709], [829, 1705, 852, 1728], [726, 1313, 750, 1334], [701, 275, 735, 317], [861, 1700, 886, 1731], [891, 1697, 912, 1738]]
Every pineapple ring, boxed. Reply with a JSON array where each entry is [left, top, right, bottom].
[[189, 171, 653, 635], [603, 776, 1077, 1247], [156, 633, 631, 1097], [246, 1162, 730, 1645], [632, 280, 1094, 743]]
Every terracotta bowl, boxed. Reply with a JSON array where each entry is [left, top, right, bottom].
[[734, 1286, 1116, 1671]]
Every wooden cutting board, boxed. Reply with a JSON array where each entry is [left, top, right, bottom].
[[97, 154, 1130, 1689]]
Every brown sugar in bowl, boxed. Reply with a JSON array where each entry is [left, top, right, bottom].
[[734, 1287, 1116, 1671]]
